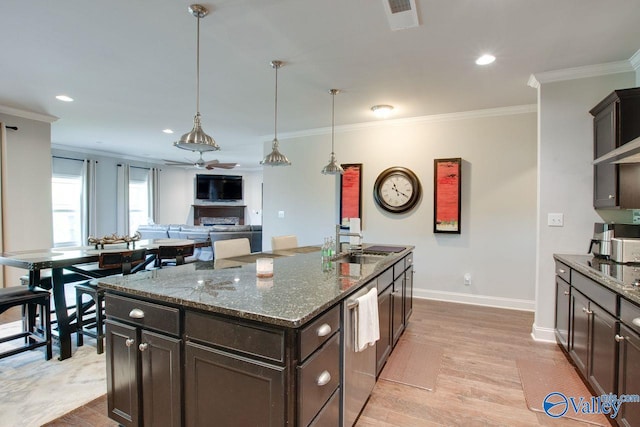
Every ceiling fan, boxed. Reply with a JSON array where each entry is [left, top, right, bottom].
[[164, 152, 237, 169]]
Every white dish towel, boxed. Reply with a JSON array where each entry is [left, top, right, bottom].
[[356, 287, 380, 352]]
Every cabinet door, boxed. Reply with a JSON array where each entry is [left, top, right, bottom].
[[617, 324, 640, 427], [185, 341, 286, 427], [404, 265, 413, 324], [593, 101, 618, 208], [391, 276, 405, 347], [376, 284, 392, 377], [140, 330, 182, 427], [570, 290, 589, 376], [555, 277, 571, 352], [106, 319, 140, 427], [588, 303, 617, 396]]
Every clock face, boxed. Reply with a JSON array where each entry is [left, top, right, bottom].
[[374, 167, 421, 213]]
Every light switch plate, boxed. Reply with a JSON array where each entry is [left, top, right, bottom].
[[278, 210, 285, 219], [547, 213, 564, 227]]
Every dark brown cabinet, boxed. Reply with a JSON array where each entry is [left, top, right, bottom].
[[587, 302, 617, 396], [617, 324, 640, 427], [555, 276, 571, 352], [404, 263, 413, 324], [105, 319, 182, 427], [184, 341, 286, 426], [570, 289, 590, 375], [590, 88, 640, 208], [376, 283, 392, 377], [391, 276, 404, 347]]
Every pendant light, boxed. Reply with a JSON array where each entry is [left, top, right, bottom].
[[174, 4, 220, 152], [260, 60, 291, 166], [321, 89, 344, 175]]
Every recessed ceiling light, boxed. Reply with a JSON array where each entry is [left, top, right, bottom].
[[371, 104, 394, 119], [55, 95, 74, 102], [163, 129, 174, 134], [475, 54, 496, 65]]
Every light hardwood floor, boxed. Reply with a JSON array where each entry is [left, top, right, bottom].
[[357, 299, 609, 427], [46, 299, 607, 426]]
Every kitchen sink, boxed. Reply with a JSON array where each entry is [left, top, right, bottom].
[[335, 253, 389, 265]]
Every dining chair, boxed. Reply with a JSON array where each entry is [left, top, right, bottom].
[[0, 286, 52, 360], [271, 235, 298, 251], [214, 238, 251, 260], [75, 248, 147, 353], [157, 243, 196, 267]]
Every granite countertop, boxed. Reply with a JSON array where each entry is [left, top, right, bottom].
[[554, 254, 640, 306], [98, 244, 413, 328]]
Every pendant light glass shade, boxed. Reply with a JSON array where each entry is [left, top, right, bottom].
[[321, 89, 344, 175], [261, 60, 291, 166], [174, 4, 220, 152]]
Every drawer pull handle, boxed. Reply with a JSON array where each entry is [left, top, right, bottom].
[[125, 338, 135, 347], [563, 291, 570, 296], [609, 195, 615, 199], [129, 308, 145, 319], [139, 343, 149, 351], [582, 307, 592, 315], [615, 335, 625, 343], [316, 371, 331, 387], [316, 324, 332, 337], [558, 269, 566, 274], [633, 318, 640, 328]]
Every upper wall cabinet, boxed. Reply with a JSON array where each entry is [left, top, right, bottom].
[[590, 88, 640, 209]]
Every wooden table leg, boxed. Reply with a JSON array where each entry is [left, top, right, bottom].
[[51, 267, 72, 360]]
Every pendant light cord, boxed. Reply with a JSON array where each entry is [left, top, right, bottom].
[[196, 14, 201, 116], [331, 90, 335, 154], [274, 63, 278, 140]]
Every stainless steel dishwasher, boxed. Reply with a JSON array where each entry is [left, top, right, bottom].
[[342, 281, 377, 426]]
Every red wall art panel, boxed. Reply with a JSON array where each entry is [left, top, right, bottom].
[[433, 158, 461, 234], [340, 164, 362, 226]]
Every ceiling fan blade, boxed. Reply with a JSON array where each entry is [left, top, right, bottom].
[[205, 161, 237, 170], [163, 159, 193, 166]]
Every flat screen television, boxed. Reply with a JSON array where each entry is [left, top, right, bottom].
[[196, 174, 243, 202]]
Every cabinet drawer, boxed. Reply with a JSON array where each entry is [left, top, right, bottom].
[[105, 294, 180, 336], [308, 387, 339, 427], [620, 298, 640, 335], [377, 267, 393, 292], [298, 333, 340, 427], [185, 310, 285, 363], [555, 261, 571, 284], [572, 272, 617, 315], [300, 305, 340, 361]]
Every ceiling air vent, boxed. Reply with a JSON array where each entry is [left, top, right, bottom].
[[382, 0, 419, 30], [388, 0, 412, 14]]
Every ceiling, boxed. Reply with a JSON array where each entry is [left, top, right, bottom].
[[1, 0, 639, 170]]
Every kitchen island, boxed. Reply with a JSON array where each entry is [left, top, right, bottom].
[[98, 244, 414, 427]]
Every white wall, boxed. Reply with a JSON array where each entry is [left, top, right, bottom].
[[533, 71, 636, 341], [1, 112, 53, 287], [264, 108, 538, 309]]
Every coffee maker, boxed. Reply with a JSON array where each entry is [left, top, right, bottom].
[[589, 223, 640, 258]]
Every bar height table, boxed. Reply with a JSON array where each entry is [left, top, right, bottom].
[[0, 238, 198, 360]]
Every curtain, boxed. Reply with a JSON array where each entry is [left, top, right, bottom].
[[116, 163, 130, 235], [82, 159, 98, 241], [0, 123, 5, 288], [149, 167, 160, 224]]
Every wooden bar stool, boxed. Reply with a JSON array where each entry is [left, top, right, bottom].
[[0, 287, 52, 360], [75, 248, 147, 353], [157, 243, 195, 267]]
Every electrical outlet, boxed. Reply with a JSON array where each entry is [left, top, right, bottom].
[[278, 210, 285, 219], [464, 273, 471, 286], [547, 213, 564, 227]]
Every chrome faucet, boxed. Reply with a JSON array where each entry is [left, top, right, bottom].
[[336, 224, 363, 255]]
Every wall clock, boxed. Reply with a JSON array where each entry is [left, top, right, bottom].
[[373, 167, 421, 213]]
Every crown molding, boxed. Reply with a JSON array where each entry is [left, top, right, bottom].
[[274, 104, 538, 140], [0, 105, 58, 123], [531, 60, 634, 85], [630, 48, 640, 71]]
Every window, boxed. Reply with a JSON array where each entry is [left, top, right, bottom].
[[129, 169, 150, 235], [51, 158, 84, 247]]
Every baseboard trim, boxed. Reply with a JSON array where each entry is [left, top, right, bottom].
[[530, 323, 557, 343], [414, 289, 535, 312]]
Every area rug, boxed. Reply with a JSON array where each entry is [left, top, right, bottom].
[[516, 358, 610, 426], [378, 339, 443, 391], [0, 321, 107, 427]]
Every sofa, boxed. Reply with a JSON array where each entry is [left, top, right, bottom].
[[137, 222, 262, 260]]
